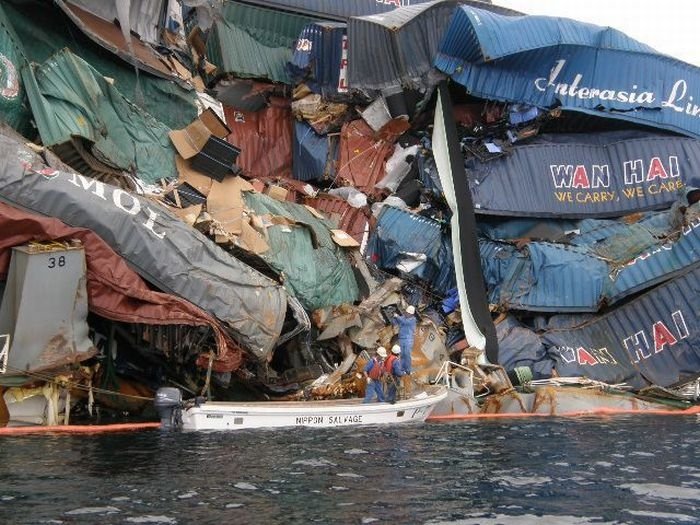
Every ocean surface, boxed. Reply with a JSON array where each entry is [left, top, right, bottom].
[[1, 415, 699, 525]]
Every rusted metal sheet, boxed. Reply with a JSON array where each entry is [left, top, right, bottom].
[[480, 387, 676, 416], [429, 389, 479, 417], [336, 119, 394, 192], [224, 99, 293, 180], [430, 381, 683, 418], [304, 194, 371, 244], [316, 307, 362, 341], [57, 1, 189, 86]]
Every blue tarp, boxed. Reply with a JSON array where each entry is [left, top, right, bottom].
[[436, 6, 700, 139], [293, 121, 330, 181], [464, 131, 700, 218], [542, 264, 700, 389], [288, 21, 347, 98], [367, 206, 456, 294]]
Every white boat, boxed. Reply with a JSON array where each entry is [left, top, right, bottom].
[[154, 385, 448, 431]]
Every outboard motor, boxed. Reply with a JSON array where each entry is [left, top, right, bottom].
[[154, 387, 183, 430]]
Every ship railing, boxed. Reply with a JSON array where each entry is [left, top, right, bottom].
[[434, 360, 475, 397]]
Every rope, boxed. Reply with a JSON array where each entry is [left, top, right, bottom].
[[1, 365, 154, 401]]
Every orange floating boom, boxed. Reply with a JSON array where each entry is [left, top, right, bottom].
[[0, 422, 161, 435]]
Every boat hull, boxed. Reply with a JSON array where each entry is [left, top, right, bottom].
[[180, 388, 447, 431]]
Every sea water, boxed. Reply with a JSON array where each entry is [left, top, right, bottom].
[[1, 415, 698, 524]]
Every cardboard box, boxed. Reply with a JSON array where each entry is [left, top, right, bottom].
[[239, 220, 269, 254], [303, 204, 326, 220], [169, 109, 241, 182], [249, 179, 265, 193], [206, 176, 254, 236], [265, 184, 288, 202], [330, 229, 360, 248]]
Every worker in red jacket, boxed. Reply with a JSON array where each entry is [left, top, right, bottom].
[[384, 345, 406, 404], [363, 346, 387, 403]]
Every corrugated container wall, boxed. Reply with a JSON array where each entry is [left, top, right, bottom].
[[489, 242, 609, 312], [206, 1, 317, 83], [347, 0, 458, 91], [435, 5, 700, 138], [336, 119, 394, 191], [465, 131, 700, 218], [542, 264, 700, 389], [293, 121, 332, 182], [367, 205, 456, 294], [0, 3, 32, 135], [224, 99, 293, 180], [288, 21, 347, 98]]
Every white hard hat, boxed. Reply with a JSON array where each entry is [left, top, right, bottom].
[[406, 305, 415, 315], [391, 344, 401, 355], [377, 346, 387, 358]]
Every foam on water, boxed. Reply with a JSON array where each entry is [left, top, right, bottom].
[[233, 482, 258, 490], [124, 516, 177, 524], [494, 475, 552, 487], [291, 458, 337, 467], [620, 483, 700, 501], [427, 514, 627, 525], [64, 506, 121, 515], [626, 510, 699, 522]]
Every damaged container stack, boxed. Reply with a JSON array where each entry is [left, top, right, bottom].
[[0, 0, 698, 425]]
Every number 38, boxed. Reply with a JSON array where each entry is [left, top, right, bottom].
[[48, 255, 66, 268]]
